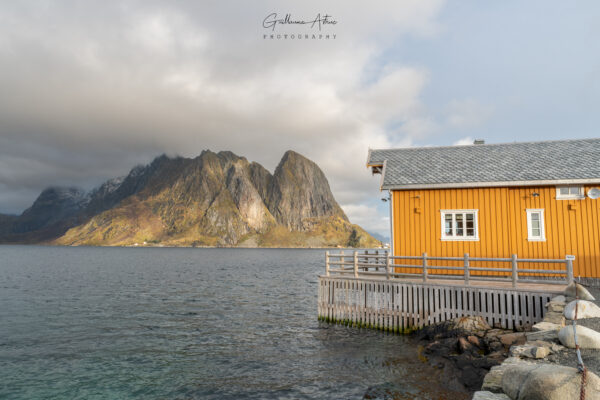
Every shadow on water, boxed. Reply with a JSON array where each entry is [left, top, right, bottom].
[[0, 246, 469, 399]]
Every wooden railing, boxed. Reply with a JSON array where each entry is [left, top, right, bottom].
[[325, 250, 574, 287]]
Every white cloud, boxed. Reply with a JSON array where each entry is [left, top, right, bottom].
[[453, 136, 474, 146]]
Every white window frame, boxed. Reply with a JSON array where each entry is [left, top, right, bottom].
[[526, 209, 546, 241], [440, 209, 479, 241], [556, 185, 584, 200]]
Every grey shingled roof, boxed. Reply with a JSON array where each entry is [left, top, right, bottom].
[[367, 138, 600, 189]]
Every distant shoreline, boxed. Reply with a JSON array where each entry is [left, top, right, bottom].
[[0, 243, 388, 250]]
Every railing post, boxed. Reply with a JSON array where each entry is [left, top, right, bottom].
[[386, 251, 391, 280], [325, 251, 330, 276], [353, 250, 358, 278], [422, 252, 428, 282], [511, 254, 518, 288], [464, 253, 470, 285], [566, 255, 575, 283]]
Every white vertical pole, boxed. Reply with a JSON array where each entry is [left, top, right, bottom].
[[422, 252, 428, 282], [325, 251, 330, 276], [353, 251, 358, 278]]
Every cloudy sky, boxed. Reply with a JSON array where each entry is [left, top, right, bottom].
[[1, 1, 599, 237]]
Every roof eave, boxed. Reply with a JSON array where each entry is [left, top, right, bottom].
[[382, 178, 600, 190]]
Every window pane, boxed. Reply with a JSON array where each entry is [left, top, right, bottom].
[[456, 214, 464, 236], [531, 213, 539, 221], [466, 213, 474, 236], [532, 228, 540, 237], [444, 214, 453, 235], [531, 220, 540, 230], [570, 186, 580, 195], [560, 187, 569, 195]]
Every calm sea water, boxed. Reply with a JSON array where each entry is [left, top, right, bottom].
[[0, 246, 467, 399]]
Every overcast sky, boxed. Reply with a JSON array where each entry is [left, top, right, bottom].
[[1, 1, 599, 237]]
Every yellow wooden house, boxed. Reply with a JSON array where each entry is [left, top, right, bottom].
[[367, 138, 600, 285]]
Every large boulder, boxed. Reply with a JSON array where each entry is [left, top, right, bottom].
[[564, 282, 596, 301], [502, 364, 600, 400], [558, 325, 600, 349], [564, 300, 600, 320]]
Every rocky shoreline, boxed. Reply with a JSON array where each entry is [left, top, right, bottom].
[[415, 316, 523, 393], [473, 283, 600, 399], [409, 283, 600, 399]]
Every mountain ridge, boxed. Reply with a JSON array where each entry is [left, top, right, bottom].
[[0, 150, 379, 248]]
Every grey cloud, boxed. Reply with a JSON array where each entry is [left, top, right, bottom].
[[0, 1, 444, 230]]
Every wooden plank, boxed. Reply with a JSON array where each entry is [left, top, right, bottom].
[[527, 293, 534, 328], [499, 291, 505, 329], [506, 292, 514, 330], [456, 288, 464, 317], [403, 285, 409, 328], [432, 287, 438, 323]]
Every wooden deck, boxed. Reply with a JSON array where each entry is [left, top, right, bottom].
[[318, 250, 568, 332]]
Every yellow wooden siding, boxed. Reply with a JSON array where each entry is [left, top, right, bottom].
[[392, 185, 600, 278]]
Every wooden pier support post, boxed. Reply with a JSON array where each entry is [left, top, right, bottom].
[[422, 252, 428, 282], [325, 251, 330, 276], [353, 251, 358, 278], [511, 254, 518, 288], [464, 253, 470, 285]]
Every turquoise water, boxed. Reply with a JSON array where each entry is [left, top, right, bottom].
[[0, 246, 466, 399]]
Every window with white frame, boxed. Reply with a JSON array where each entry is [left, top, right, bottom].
[[441, 210, 478, 240], [556, 185, 584, 200], [526, 209, 546, 241]]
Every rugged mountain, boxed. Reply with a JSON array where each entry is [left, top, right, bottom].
[[267, 151, 348, 230], [0, 150, 380, 248], [11, 187, 88, 233], [0, 214, 17, 236]]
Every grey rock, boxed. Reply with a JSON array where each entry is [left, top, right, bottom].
[[499, 332, 526, 347], [564, 282, 596, 301], [550, 342, 566, 353], [526, 329, 559, 342], [558, 325, 600, 349], [550, 295, 566, 303], [546, 302, 566, 313], [531, 321, 561, 332], [481, 357, 534, 393], [502, 364, 600, 400], [509, 345, 550, 359], [472, 391, 511, 400], [564, 300, 600, 320], [543, 311, 566, 326]]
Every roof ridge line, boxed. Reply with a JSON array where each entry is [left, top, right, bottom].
[[369, 137, 600, 153]]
